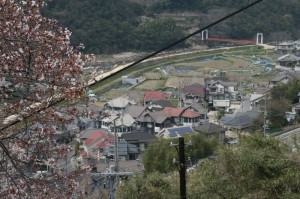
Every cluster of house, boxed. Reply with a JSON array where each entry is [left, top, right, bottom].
[[55, 39, 300, 173], [275, 40, 300, 71], [53, 77, 244, 172]]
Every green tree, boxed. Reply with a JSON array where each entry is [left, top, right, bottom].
[[133, 19, 186, 51], [188, 135, 300, 198], [117, 172, 179, 199], [143, 134, 217, 173], [215, 109, 225, 125]]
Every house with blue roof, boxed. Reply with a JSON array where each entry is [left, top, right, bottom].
[[157, 126, 194, 139]]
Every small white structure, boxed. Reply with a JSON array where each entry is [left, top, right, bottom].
[[201, 30, 208, 40], [256, 33, 263, 45], [122, 76, 145, 85]]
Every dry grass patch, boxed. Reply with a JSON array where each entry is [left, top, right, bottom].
[[143, 71, 163, 79], [100, 88, 130, 100], [135, 80, 166, 90], [165, 76, 205, 88]]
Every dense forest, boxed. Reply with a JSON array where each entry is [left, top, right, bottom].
[[43, 0, 300, 54]]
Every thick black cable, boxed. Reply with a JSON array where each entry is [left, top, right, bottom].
[[0, 0, 265, 132]]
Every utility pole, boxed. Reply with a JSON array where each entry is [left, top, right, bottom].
[[263, 93, 267, 136], [113, 119, 119, 172], [178, 79, 181, 107], [178, 137, 186, 199], [171, 137, 191, 199]]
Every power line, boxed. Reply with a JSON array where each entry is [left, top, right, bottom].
[[1, 0, 265, 132]]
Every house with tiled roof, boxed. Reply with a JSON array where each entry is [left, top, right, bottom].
[[104, 97, 135, 112], [125, 105, 151, 119], [157, 126, 194, 139], [135, 111, 173, 134], [277, 54, 300, 68], [57, 102, 103, 133], [183, 83, 205, 106], [275, 40, 300, 57], [147, 100, 175, 111], [127, 91, 143, 105], [163, 106, 207, 127], [193, 123, 227, 144], [101, 112, 136, 134], [121, 131, 156, 152], [222, 111, 260, 133], [77, 129, 112, 160], [269, 71, 300, 87], [103, 140, 139, 161], [144, 91, 169, 106], [205, 77, 238, 104]]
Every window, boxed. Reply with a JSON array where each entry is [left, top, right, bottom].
[[129, 154, 137, 160]]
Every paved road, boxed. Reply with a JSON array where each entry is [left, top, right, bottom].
[[277, 127, 300, 143]]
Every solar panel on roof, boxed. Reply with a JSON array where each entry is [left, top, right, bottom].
[[177, 131, 187, 136], [168, 127, 193, 136], [169, 132, 178, 137]]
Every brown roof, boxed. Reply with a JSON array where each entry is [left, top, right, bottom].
[[184, 84, 205, 97], [144, 91, 168, 102], [84, 131, 107, 146], [181, 110, 200, 118], [164, 107, 183, 117]]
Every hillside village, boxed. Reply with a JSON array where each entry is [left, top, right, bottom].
[[49, 39, 300, 195], [3, 1, 300, 198]]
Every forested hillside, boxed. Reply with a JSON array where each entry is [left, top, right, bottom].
[[43, 0, 300, 54]]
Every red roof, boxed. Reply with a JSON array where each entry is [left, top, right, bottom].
[[181, 110, 200, 118], [164, 107, 183, 117], [96, 136, 115, 149], [184, 84, 205, 97], [84, 131, 106, 146], [144, 91, 168, 102], [80, 151, 88, 158]]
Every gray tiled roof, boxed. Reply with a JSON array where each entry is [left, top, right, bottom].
[[149, 100, 175, 108], [135, 111, 169, 124], [149, 111, 169, 124], [224, 115, 253, 129], [126, 105, 148, 119], [277, 54, 300, 62], [193, 123, 227, 134], [205, 77, 237, 87], [121, 132, 155, 143], [270, 71, 300, 82], [107, 97, 134, 108]]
